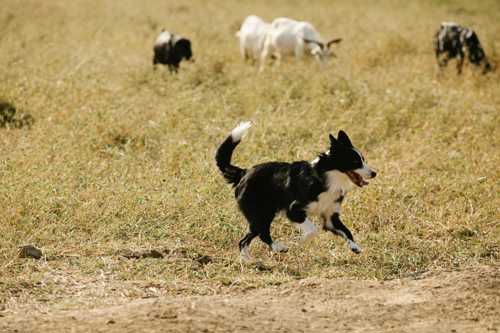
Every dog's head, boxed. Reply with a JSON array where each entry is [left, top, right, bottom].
[[318, 131, 377, 187]]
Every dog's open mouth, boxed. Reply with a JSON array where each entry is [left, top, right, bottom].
[[345, 171, 368, 187]]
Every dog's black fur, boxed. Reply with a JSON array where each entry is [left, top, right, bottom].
[[153, 30, 193, 73], [434, 22, 491, 74], [216, 123, 376, 259]]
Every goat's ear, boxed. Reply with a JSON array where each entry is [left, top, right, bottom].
[[329, 134, 337, 146], [327, 38, 342, 48], [337, 130, 353, 147]]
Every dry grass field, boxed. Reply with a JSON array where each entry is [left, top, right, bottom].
[[1, 0, 499, 331]]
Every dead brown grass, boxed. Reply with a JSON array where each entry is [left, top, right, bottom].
[[0, 0, 499, 313]]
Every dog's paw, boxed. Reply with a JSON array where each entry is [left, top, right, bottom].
[[299, 229, 319, 244], [240, 246, 253, 263], [271, 241, 289, 253], [296, 219, 318, 244], [348, 241, 362, 254]]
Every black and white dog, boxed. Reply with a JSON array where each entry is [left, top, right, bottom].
[[215, 122, 377, 261], [433, 22, 491, 74], [153, 29, 193, 73]]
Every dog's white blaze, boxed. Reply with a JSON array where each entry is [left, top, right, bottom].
[[351, 148, 376, 179], [353, 147, 365, 161], [240, 245, 252, 262], [271, 241, 288, 252], [231, 121, 252, 142], [296, 218, 318, 243]]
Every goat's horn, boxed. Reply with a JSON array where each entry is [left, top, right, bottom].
[[327, 38, 342, 47], [303, 38, 324, 49]]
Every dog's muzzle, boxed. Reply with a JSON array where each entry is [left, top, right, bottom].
[[345, 171, 368, 187], [346, 167, 377, 187]]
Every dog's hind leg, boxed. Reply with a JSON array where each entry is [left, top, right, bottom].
[[260, 229, 288, 253], [255, 218, 288, 253], [324, 213, 361, 254], [240, 205, 286, 255], [239, 230, 258, 262]]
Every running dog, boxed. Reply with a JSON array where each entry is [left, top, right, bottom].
[[215, 122, 377, 261]]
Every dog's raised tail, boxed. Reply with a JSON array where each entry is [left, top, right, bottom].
[[215, 121, 251, 186]]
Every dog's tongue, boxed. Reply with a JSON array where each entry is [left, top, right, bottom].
[[346, 171, 368, 187]]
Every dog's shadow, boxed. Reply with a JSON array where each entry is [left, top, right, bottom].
[[242, 259, 303, 278]]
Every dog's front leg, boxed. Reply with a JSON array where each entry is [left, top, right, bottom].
[[324, 213, 361, 254], [287, 201, 318, 243], [456, 49, 465, 75]]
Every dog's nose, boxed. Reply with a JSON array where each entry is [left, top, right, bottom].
[[371, 171, 377, 178]]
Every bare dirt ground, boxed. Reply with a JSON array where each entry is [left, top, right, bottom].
[[1, 265, 498, 333]]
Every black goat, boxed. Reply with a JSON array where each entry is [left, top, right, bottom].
[[153, 30, 193, 73], [434, 22, 491, 74]]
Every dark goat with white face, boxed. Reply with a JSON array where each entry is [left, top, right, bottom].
[[434, 22, 491, 74], [153, 30, 193, 72]]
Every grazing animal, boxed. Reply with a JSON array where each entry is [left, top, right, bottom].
[[215, 122, 377, 262], [153, 29, 193, 72], [433, 22, 491, 74], [260, 17, 342, 70], [236, 15, 271, 62]]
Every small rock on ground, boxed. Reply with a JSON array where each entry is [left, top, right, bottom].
[[19, 245, 43, 259]]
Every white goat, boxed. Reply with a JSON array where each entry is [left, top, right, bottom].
[[236, 15, 270, 62], [260, 17, 341, 69]]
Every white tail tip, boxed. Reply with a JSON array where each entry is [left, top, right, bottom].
[[231, 121, 252, 142]]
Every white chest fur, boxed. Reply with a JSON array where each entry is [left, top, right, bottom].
[[306, 170, 353, 220]]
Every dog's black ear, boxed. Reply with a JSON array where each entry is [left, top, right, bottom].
[[329, 134, 337, 146], [337, 130, 353, 147]]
